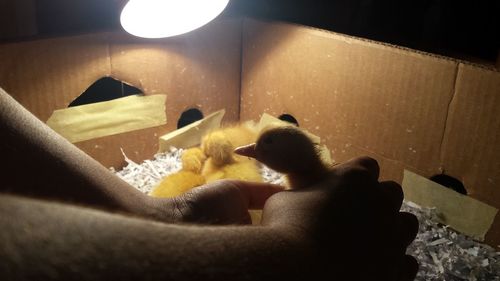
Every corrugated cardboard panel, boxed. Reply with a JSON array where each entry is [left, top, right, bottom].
[[441, 64, 500, 205], [441, 64, 500, 245], [101, 19, 241, 167], [403, 170, 498, 242], [0, 19, 242, 168], [158, 109, 225, 152], [241, 19, 458, 178], [75, 126, 165, 169], [0, 33, 110, 121], [108, 18, 242, 132]]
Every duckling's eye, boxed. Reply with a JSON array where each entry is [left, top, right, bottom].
[[263, 136, 273, 145]]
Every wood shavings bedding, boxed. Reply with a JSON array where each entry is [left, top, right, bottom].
[[112, 148, 500, 280]]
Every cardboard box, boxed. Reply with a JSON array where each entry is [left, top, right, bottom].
[[0, 18, 499, 246], [0, 19, 242, 168]]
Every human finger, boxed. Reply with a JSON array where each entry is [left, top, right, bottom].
[[178, 181, 254, 225], [378, 212, 418, 281], [397, 212, 419, 249], [226, 180, 285, 209], [379, 181, 404, 212], [339, 156, 380, 181], [398, 255, 419, 281]]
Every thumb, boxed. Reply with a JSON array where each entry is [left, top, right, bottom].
[[225, 180, 285, 209]]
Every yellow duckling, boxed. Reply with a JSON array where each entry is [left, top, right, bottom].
[[150, 147, 207, 198], [201, 124, 264, 225], [180, 146, 207, 174], [217, 122, 259, 149], [234, 124, 331, 189], [201, 125, 262, 184]]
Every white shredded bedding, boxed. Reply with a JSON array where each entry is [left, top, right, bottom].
[[112, 148, 500, 281]]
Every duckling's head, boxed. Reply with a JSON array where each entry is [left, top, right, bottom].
[[181, 147, 207, 173], [201, 131, 234, 166], [234, 124, 322, 174]]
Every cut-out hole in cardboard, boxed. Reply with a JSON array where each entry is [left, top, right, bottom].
[[278, 113, 299, 126], [69, 77, 143, 107], [177, 108, 204, 129], [429, 174, 468, 195]]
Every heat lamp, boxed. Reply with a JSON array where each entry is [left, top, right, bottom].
[[120, 0, 230, 38]]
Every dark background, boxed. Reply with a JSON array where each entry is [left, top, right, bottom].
[[0, 0, 499, 64]]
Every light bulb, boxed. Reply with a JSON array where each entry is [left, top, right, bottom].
[[120, 0, 230, 38]]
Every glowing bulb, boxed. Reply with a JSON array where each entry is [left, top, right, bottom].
[[120, 0, 230, 38]]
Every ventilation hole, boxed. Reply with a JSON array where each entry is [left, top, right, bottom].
[[68, 77, 143, 107], [278, 113, 299, 126], [177, 108, 204, 129], [429, 174, 467, 195]]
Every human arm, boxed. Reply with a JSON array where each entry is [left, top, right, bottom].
[[0, 193, 314, 281], [0, 88, 281, 224], [0, 157, 418, 281], [1, 88, 418, 279], [0, 88, 155, 216], [175, 156, 419, 280]]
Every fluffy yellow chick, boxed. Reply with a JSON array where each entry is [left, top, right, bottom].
[[201, 125, 262, 184], [202, 159, 263, 183], [200, 125, 263, 225], [150, 147, 207, 198], [180, 146, 207, 174], [217, 122, 258, 149], [201, 130, 234, 167], [235, 124, 331, 189]]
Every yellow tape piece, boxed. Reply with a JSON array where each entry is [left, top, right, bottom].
[[402, 170, 498, 241], [47, 94, 167, 143], [158, 109, 225, 151]]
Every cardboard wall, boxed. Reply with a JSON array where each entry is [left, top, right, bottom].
[[440, 64, 500, 242], [0, 17, 499, 245], [241, 19, 458, 181], [240, 19, 500, 245], [0, 19, 242, 169]]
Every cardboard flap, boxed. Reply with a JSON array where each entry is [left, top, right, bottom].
[[158, 109, 225, 151], [402, 170, 498, 241]]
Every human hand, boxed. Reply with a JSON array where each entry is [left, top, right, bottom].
[[144, 156, 418, 280], [145, 180, 283, 225], [260, 156, 419, 280]]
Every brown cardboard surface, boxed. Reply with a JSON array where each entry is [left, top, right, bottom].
[[0, 33, 110, 121], [441, 64, 500, 207], [1, 17, 500, 246], [106, 20, 242, 130], [241, 19, 457, 176], [158, 109, 225, 151], [441, 64, 500, 244], [240, 19, 500, 245], [0, 18, 242, 168], [403, 170, 498, 241]]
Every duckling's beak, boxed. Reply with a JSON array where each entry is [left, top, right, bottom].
[[234, 143, 257, 159]]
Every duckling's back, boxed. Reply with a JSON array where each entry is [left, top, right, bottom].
[[201, 123, 262, 183], [203, 159, 262, 183], [150, 171, 206, 198]]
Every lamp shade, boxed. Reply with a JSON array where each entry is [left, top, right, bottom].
[[120, 0, 230, 38]]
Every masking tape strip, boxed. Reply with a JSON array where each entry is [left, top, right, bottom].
[[47, 94, 167, 143], [158, 109, 225, 152], [402, 170, 498, 241]]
